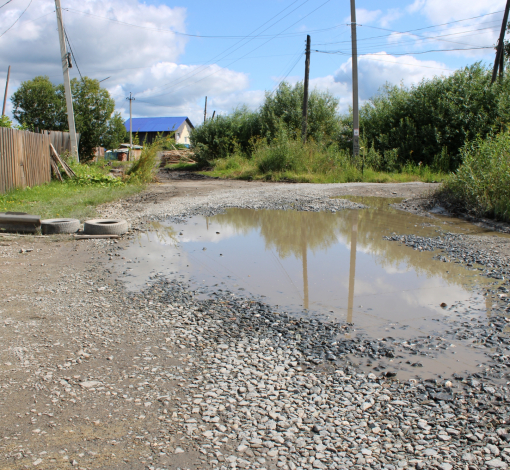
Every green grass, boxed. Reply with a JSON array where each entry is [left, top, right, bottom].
[[0, 182, 144, 220], [199, 154, 446, 184]]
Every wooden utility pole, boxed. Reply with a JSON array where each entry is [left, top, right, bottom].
[[492, 0, 510, 84], [2, 66, 10, 117], [301, 35, 311, 143], [54, 0, 79, 161], [211, 110, 216, 120], [204, 96, 208, 123], [350, 0, 360, 157], [126, 92, 135, 159]]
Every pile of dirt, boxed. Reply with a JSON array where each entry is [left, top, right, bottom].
[[159, 148, 196, 167]]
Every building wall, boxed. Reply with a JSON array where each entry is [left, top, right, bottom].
[[175, 122, 192, 145]]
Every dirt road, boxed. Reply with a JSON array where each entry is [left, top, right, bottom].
[[2, 177, 510, 470]]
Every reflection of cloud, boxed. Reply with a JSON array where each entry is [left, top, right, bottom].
[[399, 278, 464, 309], [178, 224, 242, 244]]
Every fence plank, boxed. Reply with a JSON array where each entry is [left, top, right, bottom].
[[0, 128, 51, 193]]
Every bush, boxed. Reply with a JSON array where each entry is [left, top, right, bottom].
[[356, 63, 508, 170], [442, 132, 510, 221], [190, 82, 340, 163]]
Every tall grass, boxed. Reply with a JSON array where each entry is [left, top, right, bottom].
[[207, 133, 444, 184], [441, 132, 510, 221], [126, 138, 162, 183]]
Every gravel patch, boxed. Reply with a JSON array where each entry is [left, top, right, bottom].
[[2, 182, 510, 470]]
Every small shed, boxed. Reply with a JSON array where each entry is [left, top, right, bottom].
[[124, 117, 194, 146], [119, 143, 143, 160]]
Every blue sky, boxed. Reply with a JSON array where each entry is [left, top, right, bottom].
[[0, 0, 504, 125]]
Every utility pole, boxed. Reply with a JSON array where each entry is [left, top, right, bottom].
[[54, 0, 78, 161], [2, 66, 10, 117], [211, 110, 216, 120], [492, 0, 510, 84], [204, 96, 207, 123], [126, 92, 135, 159], [350, 0, 360, 157], [302, 35, 311, 143]]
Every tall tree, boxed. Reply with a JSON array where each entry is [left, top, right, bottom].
[[71, 77, 115, 159], [12, 76, 119, 160], [11, 76, 66, 131], [101, 112, 127, 150]]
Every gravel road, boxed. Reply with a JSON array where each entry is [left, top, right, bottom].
[[2, 179, 510, 470]]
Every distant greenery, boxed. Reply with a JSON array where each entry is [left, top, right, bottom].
[[0, 115, 12, 128], [440, 131, 510, 221], [11, 75, 127, 160], [354, 63, 508, 171], [191, 64, 510, 184]]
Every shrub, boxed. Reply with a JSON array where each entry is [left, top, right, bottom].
[[356, 63, 508, 170], [442, 132, 510, 220]]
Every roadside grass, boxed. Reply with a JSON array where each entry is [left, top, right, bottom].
[[0, 182, 144, 220], [198, 155, 446, 184]]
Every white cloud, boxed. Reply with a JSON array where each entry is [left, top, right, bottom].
[[306, 52, 450, 113], [344, 9, 382, 25], [407, 0, 502, 22], [0, 0, 256, 126]]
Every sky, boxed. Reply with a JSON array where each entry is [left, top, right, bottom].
[[0, 0, 505, 126]]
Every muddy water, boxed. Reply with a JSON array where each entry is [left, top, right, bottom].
[[117, 198, 508, 379]]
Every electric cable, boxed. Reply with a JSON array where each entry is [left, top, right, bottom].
[[0, 0, 32, 38], [141, 0, 332, 102], [64, 27, 84, 81], [0, 0, 14, 9], [136, 0, 314, 98]]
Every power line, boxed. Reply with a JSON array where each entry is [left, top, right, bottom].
[[0, 0, 14, 9], [142, 0, 332, 102], [63, 4, 348, 39], [315, 10, 504, 47], [0, 0, 33, 38], [313, 51, 454, 71], [64, 27, 84, 81], [137, 0, 314, 98], [315, 46, 494, 56]]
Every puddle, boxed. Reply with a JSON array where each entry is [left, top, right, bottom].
[[116, 198, 509, 379]]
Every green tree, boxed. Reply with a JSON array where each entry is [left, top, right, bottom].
[[356, 63, 504, 170], [0, 115, 12, 128], [101, 112, 127, 150], [11, 76, 66, 131], [259, 82, 339, 142], [71, 77, 116, 159]]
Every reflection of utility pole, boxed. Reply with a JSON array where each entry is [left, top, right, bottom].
[[486, 294, 493, 317], [301, 223, 309, 310], [347, 210, 358, 323], [206, 217, 209, 231]]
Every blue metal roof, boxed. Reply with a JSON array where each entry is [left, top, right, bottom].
[[123, 117, 191, 133]]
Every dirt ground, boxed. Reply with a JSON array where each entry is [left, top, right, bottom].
[[1, 176, 509, 470]]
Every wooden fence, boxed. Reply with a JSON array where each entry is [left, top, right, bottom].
[[0, 128, 51, 193], [40, 130, 78, 156]]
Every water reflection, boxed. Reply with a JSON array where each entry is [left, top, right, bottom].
[[121, 205, 501, 331]]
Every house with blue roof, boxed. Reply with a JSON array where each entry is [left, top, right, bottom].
[[123, 116, 194, 146]]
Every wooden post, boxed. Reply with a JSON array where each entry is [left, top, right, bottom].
[[350, 0, 360, 157], [492, 0, 510, 84], [2, 65, 10, 117], [302, 35, 311, 144], [204, 96, 207, 123], [126, 92, 135, 160], [211, 110, 216, 120], [54, 0, 79, 161]]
